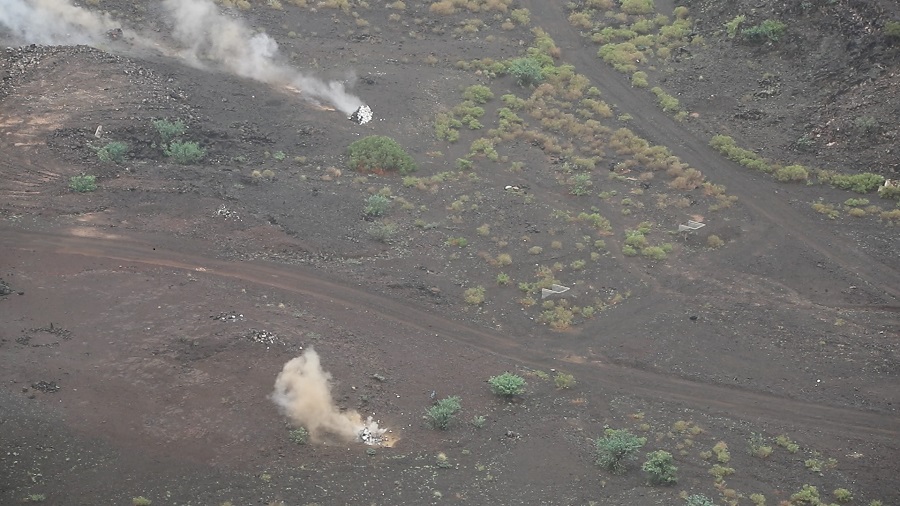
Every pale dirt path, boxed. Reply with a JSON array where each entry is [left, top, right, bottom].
[[4, 225, 898, 443], [519, 0, 900, 302]]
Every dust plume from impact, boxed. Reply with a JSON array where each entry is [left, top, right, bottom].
[[0, 0, 364, 114], [0, 0, 124, 45], [270, 349, 366, 442]]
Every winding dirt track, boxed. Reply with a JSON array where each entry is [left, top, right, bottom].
[[4, 225, 897, 443], [521, 0, 900, 301]]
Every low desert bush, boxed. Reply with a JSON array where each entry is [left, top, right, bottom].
[[642, 450, 677, 485], [631, 71, 649, 88], [367, 222, 398, 243], [790, 485, 820, 504], [488, 372, 526, 397], [774, 164, 809, 182], [289, 427, 309, 444], [463, 84, 494, 104], [152, 118, 186, 143], [69, 173, 97, 192], [684, 495, 715, 506], [743, 19, 786, 42], [96, 141, 128, 163], [820, 171, 885, 193], [347, 136, 416, 174], [507, 57, 544, 87], [554, 372, 576, 389], [725, 15, 745, 38], [878, 184, 900, 200], [595, 428, 647, 473], [833, 488, 852, 503], [164, 141, 205, 164], [426, 396, 461, 430], [620, 0, 654, 15], [775, 434, 800, 453], [651, 87, 681, 113], [464, 286, 485, 305], [364, 194, 391, 217]]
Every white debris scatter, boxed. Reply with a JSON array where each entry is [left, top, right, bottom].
[[246, 328, 281, 345], [349, 104, 373, 125], [358, 416, 387, 445], [214, 204, 241, 221], [211, 311, 244, 322]]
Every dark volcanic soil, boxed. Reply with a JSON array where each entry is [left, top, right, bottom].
[[1, 1, 898, 505]]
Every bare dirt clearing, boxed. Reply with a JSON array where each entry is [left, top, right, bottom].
[[1, 1, 898, 505]]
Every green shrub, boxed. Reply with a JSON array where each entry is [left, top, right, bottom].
[[824, 172, 885, 193], [749, 493, 766, 505], [347, 136, 416, 174], [598, 42, 643, 73], [463, 84, 494, 104], [455, 158, 473, 170], [426, 396, 461, 430], [833, 488, 852, 503], [775, 434, 799, 453], [364, 194, 391, 217], [463, 286, 485, 305], [651, 87, 681, 113], [96, 141, 128, 163], [470, 415, 486, 428], [884, 20, 900, 38], [554, 372, 576, 389], [743, 19, 787, 42], [507, 57, 544, 87], [620, 0, 654, 15], [510, 8, 530, 25], [595, 428, 647, 473], [26, 494, 46, 503], [272, 150, 286, 161], [69, 173, 97, 192], [289, 427, 309, 444], [631, 71, 649, 88], [790, 485, 820, 505], [642, 450, 677, 485], [642, 246, 667, 261], [488, 372, 526, 397], [132, 498, 152, 506], [843, 198, 870, 207], [877, 183, 900, 200], [725, 15, 746, 38], [569, 173, 593, 195], [152, 119, 186, 143], [709, 134, 773, 173], [435, 113, 462, 142], [367, 222, 398, 243], [446, 236, 468, 248], [774, 164, 809, 182], [684, 495, 715, 506], [164, 141, 206, 164]]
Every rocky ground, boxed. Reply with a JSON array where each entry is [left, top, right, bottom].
[[1, 1, 898, 505]]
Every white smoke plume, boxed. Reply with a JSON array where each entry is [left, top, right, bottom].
[[0, 0, 364, 114], [271, 348, 366, 442], [0, 0, 123, 45], [161, 0, 363, 114]]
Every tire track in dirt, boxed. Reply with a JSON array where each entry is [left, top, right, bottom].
[[4, 226, 898, 442], [519, 0, 900, 301]]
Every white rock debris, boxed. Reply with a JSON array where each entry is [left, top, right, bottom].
[[349, 105, 373, 125]]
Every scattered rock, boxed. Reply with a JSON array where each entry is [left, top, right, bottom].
[[31, 381, 60, 393]]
